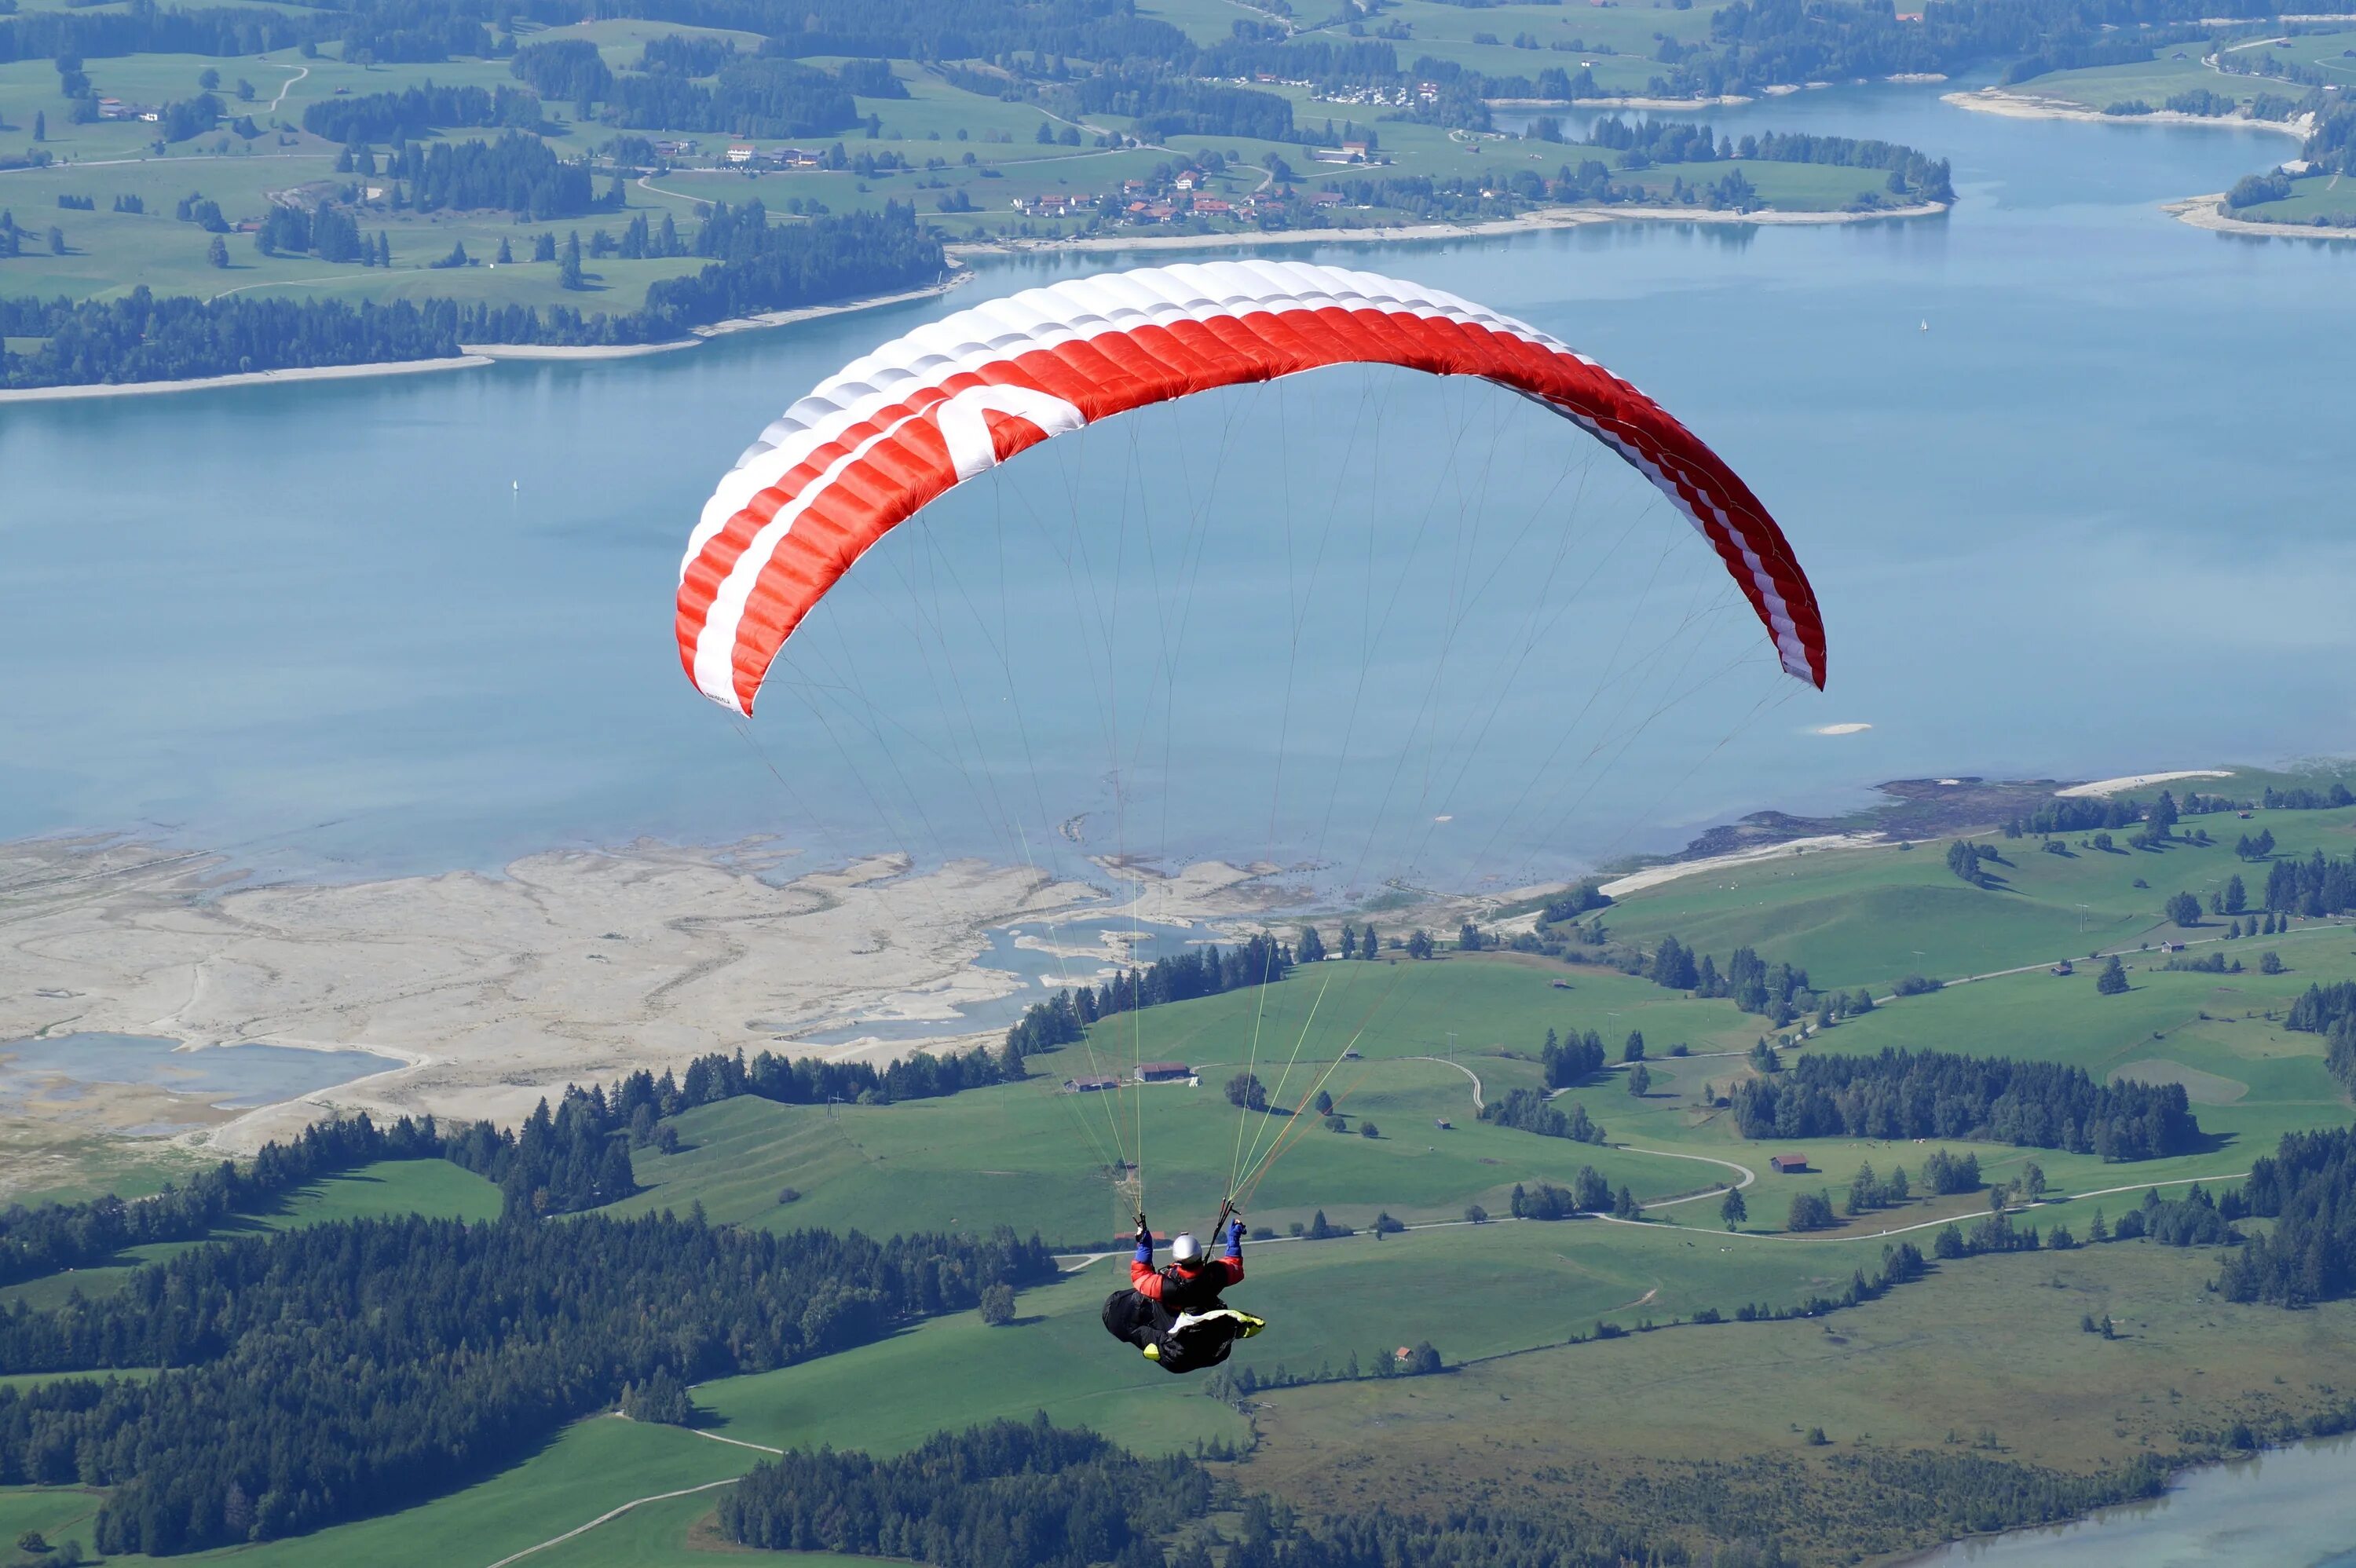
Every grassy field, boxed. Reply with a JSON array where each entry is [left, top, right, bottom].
[[2228, 169, 2356, 228], [1241, 1237, 2356, 1561], [1601, 801, 2356, 986], [612, 952, 1771, 1245], [2014, 28, 2356, 113]]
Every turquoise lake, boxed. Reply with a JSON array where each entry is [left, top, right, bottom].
[[2, 85, 2348, 894]]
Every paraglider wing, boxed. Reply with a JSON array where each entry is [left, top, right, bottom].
[[678, 259, 1826, 715]]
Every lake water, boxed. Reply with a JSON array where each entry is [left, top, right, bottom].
[[1906, 1435, 2356, 1566], [2, 85, 2349, 895], [0, 1032, 395, 1112]]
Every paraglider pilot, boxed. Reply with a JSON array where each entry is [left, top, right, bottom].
[[1101, 1210, 1264, 1372]]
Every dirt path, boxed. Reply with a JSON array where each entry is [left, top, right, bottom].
[[1405, 1054, 1484, 1111], [1620, 1146, 1756, 1208], [480, 1477, 739, 1568], [478, 1418, 782, 1567], [1594, 1171, 2248, 1243], [267, 63, 309, 114]]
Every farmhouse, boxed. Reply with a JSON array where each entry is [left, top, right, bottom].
[[1769, 1153, 1811, 1175], [1135, 1062, 1192, 1083], [1063, 1074, 1121, 1094]]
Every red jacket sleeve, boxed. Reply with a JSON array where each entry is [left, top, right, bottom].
[[1216, 1256, 1244, 1285]]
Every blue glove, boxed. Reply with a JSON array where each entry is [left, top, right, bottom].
[[1134, 1216, 1153, 1265], [1225, 1219, 1246, 1255]]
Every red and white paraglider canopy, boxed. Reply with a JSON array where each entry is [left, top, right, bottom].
[[677, 258, 1826, 715]]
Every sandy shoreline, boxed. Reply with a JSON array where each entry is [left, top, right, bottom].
[[0, 276, 971, 404], [1943, 86, 2311, 138], [2165, 192, 2356, 240], [1597, 833, 1887, 899], [2054, 769, 2234, 799], [0, 354, 492, 404], [953, 200, 1949, 267]]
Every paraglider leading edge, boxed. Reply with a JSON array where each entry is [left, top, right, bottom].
[[675, 259, 1828, 717]]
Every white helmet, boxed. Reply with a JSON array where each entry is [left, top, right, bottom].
[[1170, 1232, 1204, 1264]]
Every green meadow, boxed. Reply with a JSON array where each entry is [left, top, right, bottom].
[[2008, 28, 2356, 117], [3, 791, 2352, 1562]]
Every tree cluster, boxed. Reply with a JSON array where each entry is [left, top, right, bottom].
[[2221, 1127, 2356, 1306], [1731, 1047, 2198, 1160], [379, 131, 598, 217], [719, 1413, 1210, 1564], [1479, 1087, 1604, 1143], [2260, 849, 2356, 918], [1001, 933, 1290, 1062], [300, 82, 541, 143], [1540, 1026, 1609, 1087], [0, 1214, 1055, 1555], [1075, 69, 1301, 143]]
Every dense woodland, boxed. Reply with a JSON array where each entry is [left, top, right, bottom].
[[299, 81, 543, 144], [2220, 1126, 2356, 1305], [1732, 1048, 2199, 1159], [507, 38, 878, 137], [0, 1214, 1054, 1553], [719, 1415, 1210, 1566]]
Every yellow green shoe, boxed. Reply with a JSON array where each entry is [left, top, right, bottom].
[[1235, 1313, 1268, 1339], [1141, 1343, 1161, 1361]]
